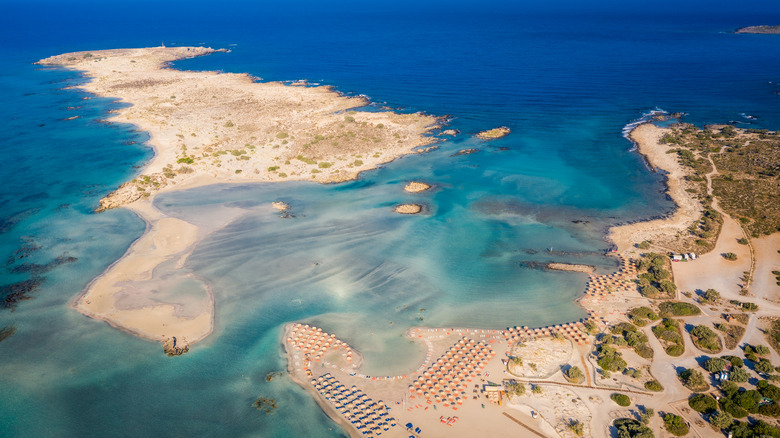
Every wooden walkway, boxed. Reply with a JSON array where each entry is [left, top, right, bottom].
[[502, 412, 549, 438]]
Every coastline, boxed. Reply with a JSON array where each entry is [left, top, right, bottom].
[[608, 122, 703, 253], [37, 47, 443, 211], [39, 46, 444, 349], [72, 200, 214, 345]]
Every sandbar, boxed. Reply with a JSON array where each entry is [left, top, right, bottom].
[[39, 46, 441, 349]]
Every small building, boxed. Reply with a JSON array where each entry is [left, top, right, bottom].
[[484, 385, 505, 405]]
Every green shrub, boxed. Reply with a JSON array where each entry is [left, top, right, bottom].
[[679, 368, 708, 390], [267, 166, 279, 172], [597, 345, 627, 372], [703, 288, 721, 302], [758, 380, 780, 401], [734, 389, 761, 413], [690, 324, 721, 352], [756, 358, 775, 375], [758, 403, 780, 417], [704, 357, 728, 373], [276, 132, 288, 139], [644, 380, 663, 391], [724, 355, 744, 368], [666, 344, 684, 356], [689, 393, 718, 413], [663, 413, 689, 436], [564, 366, 584, 383], [177, 157, 194, 164], [724, 252, 738, 261], [658, 301, 701, 317], [318, 162, 332, 168], [729, 366, 749, 383], [737, 238, 749, 245], [613, 418, 653, 438], [610, 393, 631, 407], [709, 410, 734, 429]]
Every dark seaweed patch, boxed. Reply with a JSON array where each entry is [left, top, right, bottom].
[[9, 255, 77, 275], [6, 241, 42, 266], [0, 208, 39, 233], [0, 325, 16, 343], [1, 278, 44, 310]]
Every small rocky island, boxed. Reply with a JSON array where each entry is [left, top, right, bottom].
[[394, 204, 423, 214], [475, 126, 510, 140], [735, 25, 780, 34], [403, 181, 431, 193]]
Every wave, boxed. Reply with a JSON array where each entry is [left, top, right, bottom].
[[622, 108, 668, 150]]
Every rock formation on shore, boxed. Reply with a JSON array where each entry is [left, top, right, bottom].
[[163, 336, 189, 356]]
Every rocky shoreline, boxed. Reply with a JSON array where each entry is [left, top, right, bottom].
[[735, 25, 780, 34]]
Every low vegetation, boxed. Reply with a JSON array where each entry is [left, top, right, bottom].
[[690, 324, 723, 353], [627, 306, 659, 327], [610, 393, 631, 407], [663, 413, 689, 436], [644, 380, 663, 392], [689, 393, 718, 413], [636, 253, 675, 298], [595, 344, 627, 372], [606, 322, 653, 359], [678, 368, 708, 391], [563, 365, 584, 383], [658, 301, 701, 317], [652, 318, 685, 356], [662, 124, 780, 237], [613, 418, 654, 438]]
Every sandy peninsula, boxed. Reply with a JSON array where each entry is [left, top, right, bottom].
[[40, 46, 442, 349], [608, 123, 703, 253]]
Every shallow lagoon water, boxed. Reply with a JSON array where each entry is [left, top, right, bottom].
[[2, 6, 780, 437]]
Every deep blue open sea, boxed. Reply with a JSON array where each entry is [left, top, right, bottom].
[[2, 2, 780, 436]]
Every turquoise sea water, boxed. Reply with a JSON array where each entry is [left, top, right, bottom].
[[2, 4, 780, 437]]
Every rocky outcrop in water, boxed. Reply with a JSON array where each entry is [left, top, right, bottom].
[[735, 25, 780, 34], [451, 148, 479, 157], [394, 204, 423, 214], [475, 126, 510, 140], [403, 182, 431, 193], [163, 336, 189, 356]]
